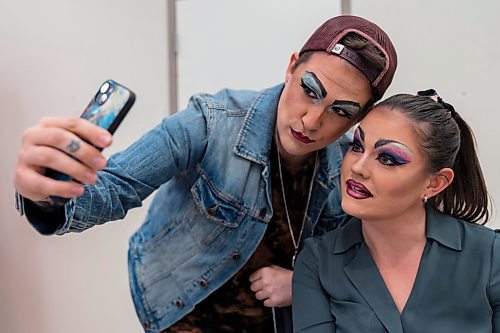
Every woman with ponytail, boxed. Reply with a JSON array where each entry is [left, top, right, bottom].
[[293, 90, 495, 332]]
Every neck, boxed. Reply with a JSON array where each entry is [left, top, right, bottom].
[[361, 205, 427, 264], [275, 136, 315, 175]]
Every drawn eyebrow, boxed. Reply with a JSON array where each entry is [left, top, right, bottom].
[[356, 126, 365, 141], [375, 139, 413, 152], [332, 100, 361, 109], [301, 71, 327, 98]]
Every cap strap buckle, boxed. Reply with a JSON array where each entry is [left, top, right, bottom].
[[331, 43, 379, 83]]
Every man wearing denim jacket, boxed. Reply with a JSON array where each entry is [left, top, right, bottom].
[[14, 16, 397, 333]]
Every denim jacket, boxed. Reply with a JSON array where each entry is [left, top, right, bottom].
[[18, 83, 349, 332]]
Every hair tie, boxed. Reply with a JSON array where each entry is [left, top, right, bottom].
[[417, 89, 457, 118]]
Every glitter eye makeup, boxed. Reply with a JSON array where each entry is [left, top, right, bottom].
[[375, 139, 412, 166], [377, 149, 411, 166], [355, 126, 365, 142], [329, 100, 360, 119], [350, 127, 412, 167], [300, 71, 327, 100], [349, 127, 365, 153]]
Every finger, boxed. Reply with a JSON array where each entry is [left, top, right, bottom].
[[38, 116, 112, 149], [250, 279, 265, 293], [255, 290, 269, 301], [20, 145, 100, 185], [26, 126, 107, 171], [14, 166, 84, 201], [249, 269, 263, 283], [263, 299, 277, 308]]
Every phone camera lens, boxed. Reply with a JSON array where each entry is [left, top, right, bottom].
[[100, 82, 110, 94], [97, 93, 108, 104]]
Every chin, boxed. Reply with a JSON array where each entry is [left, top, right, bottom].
[[281, 140, 312, 157], [341, 199, 370, 219]]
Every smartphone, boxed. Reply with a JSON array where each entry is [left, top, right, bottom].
[[45, 79, 135, 187], [80, 79, 135, 136]]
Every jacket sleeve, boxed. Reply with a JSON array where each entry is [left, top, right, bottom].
[[490, 230, 500, 332], [292, 238, 335, 332], [21, 94, 211, 235]]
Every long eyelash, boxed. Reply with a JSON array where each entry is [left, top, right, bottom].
[[330, 107, 353, 119], [348, 140, 364, 152], [376, 154, 405, 167], [328, 106, 354, 120]]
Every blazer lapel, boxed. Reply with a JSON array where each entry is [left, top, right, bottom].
[[345, 242, 404, 333]]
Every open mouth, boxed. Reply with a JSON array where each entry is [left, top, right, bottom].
[[346, 179, 373, 199], [291, 129, 314, 144]]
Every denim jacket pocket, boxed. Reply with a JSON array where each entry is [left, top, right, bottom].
[[191, 173, 247, 228]]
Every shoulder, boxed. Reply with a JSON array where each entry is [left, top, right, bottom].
[[458, 218, 498, 246], [188, 84, 283, 116], [302, 227, 344, 259], [426, 206, 497, 253]]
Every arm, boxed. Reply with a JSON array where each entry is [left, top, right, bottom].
[[14, 117, 112, 234], [15, 95, 210, 235], [292, 239, 335, 333], [489, 231, 500, 332]]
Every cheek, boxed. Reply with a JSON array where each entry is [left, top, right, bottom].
[[341, 152, 354, 175], [378, 172, 427, 201], [278, 89, 303, 118], [321, 118, 353, 141]]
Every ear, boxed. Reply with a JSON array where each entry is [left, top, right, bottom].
[[425, 167, 454, 199], [285, 51, 300, 83]]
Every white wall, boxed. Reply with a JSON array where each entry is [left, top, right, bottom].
[[2, 1, 499, 333], [351, 0, 500, 227], [0, 1, 168, 332], [176, 0, 341, 104]]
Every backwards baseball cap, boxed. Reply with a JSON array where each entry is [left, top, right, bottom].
[[300, 15, 397, 101]]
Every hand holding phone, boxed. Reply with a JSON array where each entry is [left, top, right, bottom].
[[14, 80, 135, 203], [45, 80, 135, 193]]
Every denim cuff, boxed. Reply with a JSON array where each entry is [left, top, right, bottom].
[[14, 191, 66, 235]]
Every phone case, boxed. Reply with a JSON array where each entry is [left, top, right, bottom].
[[45, 80, 135, 201], [81, 80, 135, 133]]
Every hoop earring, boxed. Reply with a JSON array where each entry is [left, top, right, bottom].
[[423, 195, 428, 204]]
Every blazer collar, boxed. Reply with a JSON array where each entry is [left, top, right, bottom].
[[344, 242, 405, 333], [332, 205, 462, 332], [332, 216, 363, 254], [332, 204, 463, 254], [424, 204, 462, 251]]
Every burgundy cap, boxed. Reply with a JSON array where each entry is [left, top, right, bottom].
[[300, 15, 397, 100]]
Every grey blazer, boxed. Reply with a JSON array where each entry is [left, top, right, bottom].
[[292, 205, 500, 333]]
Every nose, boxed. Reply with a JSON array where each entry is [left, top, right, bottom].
[[350, 153, 371, 179], [301, 105, 323, 131]]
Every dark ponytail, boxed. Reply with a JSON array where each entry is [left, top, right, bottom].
[[377, 94, 491, 224], [434, 113, 490, 223]]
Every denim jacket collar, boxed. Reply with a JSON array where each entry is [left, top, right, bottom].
[[233, 84, 283, 166]]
